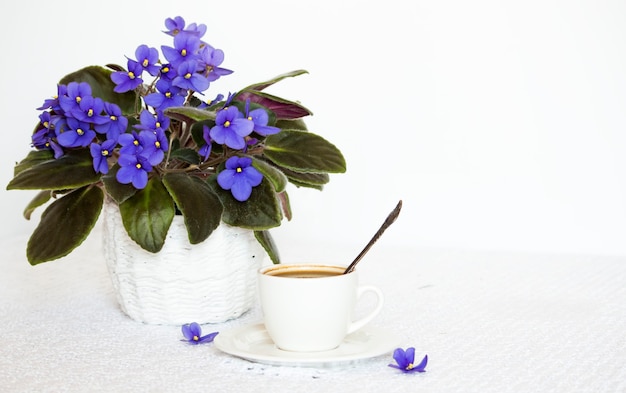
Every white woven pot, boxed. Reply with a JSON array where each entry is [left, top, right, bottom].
[[102, 201, 266, 325]]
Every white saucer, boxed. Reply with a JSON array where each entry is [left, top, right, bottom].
[[214, 323, 400, 368]]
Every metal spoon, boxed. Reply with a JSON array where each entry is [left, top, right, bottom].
[[343, 200, 403, 274]]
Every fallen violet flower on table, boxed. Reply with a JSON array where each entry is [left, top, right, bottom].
[[388, 347, 428, 373], [181, 322, 218, 345]]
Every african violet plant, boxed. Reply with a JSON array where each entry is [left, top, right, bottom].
[[7, 16, 346, 265]]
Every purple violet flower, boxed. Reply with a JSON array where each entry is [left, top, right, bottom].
[[111, 59, 144, 93], [49, 141, 64, 159], [159, 63, 177, 81], [34, 111, 54, 138], [95, 102, 128, 140], [59, 82, 92, 113], [198, 125, 212, 161], [199, 45, 233, 82], [138, 129, 168, 166], [181, 322, 218, 345], [70, 95, 108, 125], [32, 112, 64, 158], [209, 106, 254, 150], [205, 93, 225, 108], [161, 32, 201, 67], [185, 22, 207, 38], [134, 110, 170, 134], [144, 79, 185, 110], [56, 118, 96, 148], [118, 131, 143, 155], [388, 347, 428, 373], [172, 60, 209, 93], [116, 153, 153, 189], [163, 16, 186, 36], [217, 156, 263, 202], [134, 44, 161, 76], [245, 100, 280, 136], [37, 84, 67, 111], [33, 132, 64, 158], [90, 139, 117, 174]]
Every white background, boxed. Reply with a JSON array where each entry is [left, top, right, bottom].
[[2, 0, 626, 258]]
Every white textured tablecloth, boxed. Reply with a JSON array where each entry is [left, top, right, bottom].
[[1, 226, 625, 393]]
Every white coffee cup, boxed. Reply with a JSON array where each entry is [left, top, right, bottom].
[[258, 264, 384, 352]]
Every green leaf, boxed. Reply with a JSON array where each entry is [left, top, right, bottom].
[[169, 148, 201, 165], [119, 177, 175, 253], [26, 186, 104, 265], [105, 63, 126, 72], [288, 179, 324, 190], [164, 106, 217, 123], [254, 230, 280, 264], [59, 66, 138, 115], [275, 164, 330, 187], [7, 150, 101, 190], [250, 157, 288, 193], [240, 69, 309, 92], [235, 90, 312, 119], [162, 173, 223, 244], [275, 118, 308, 131], [277, 191, 292, 221], [208, 176, 282, 230], [23, 190, 52, 219], [23, 190, 52, 220], [264, 130, 347, 173], [101, 165, 137, 204], [12, 150, 54, 176], [235, 70, 312, 119]]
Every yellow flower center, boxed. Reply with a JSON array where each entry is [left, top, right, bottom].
[[406, 363, 414, 370], [181, 49, 187, 57], [133, 140, 139, 146], [87, 109, 94, 117], [155, 141, 161, 148], [184, 72, 192, 79], [76, 128, 84, 136], [236, 167, 243, 173], [101, 150, 109, 156], [224, 120, 231, 127], [110, 115, 117, 121], [43, 121, 50, 128], [247, 116, 253, 121], [75, 96, 82, 103], [193, 335, 199, 341], [156, 122, 161, 128], [142, 59, 149, 67], [162, 66, 170, 73], [165, 92, 172, 98], [136, 163, 142, 169], [128, 71, 135, 79]]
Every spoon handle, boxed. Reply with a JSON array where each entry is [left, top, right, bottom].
[[343, 200, 403, 274]]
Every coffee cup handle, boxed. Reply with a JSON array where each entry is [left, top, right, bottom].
[[347, 285, 384, 335]]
